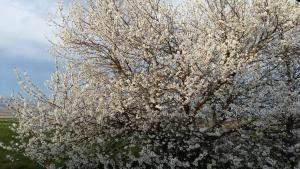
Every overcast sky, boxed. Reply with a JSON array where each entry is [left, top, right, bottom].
[[0, 0, 180, 97], [0, 0, 59, 96]]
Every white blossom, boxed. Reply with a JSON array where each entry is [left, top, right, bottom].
[[2, 0, 300, 168]]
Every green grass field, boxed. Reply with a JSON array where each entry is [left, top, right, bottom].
[[0, 119, 44, 169]]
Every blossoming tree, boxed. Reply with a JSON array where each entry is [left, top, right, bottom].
[[6, 0, 300, 168]]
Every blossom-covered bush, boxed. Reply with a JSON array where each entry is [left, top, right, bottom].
[[5, 0, 300, 168]]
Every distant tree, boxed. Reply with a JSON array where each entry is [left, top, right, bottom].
[[6, 0, 300, 168]]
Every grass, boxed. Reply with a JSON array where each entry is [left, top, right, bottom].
[[0, 119, 139, 169], [0, 119, 44, 169]]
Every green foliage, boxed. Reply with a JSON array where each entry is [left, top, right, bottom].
[[0, 120, 143, 169], [0, 120, 44, 169], [103, 137, 143, 161]]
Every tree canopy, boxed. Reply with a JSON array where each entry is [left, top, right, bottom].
[[4, 0, 300, 168]]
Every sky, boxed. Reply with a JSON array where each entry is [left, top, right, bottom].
[[0, 0, 59, 96], [0, 0, 180, 97]]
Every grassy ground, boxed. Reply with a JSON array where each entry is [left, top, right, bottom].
[[0, 119, 44, 169]]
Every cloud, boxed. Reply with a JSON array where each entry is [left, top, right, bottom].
[[10, 0, 56, 17], [0, 0, 57, 61], [0, 0, 59, 96]]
